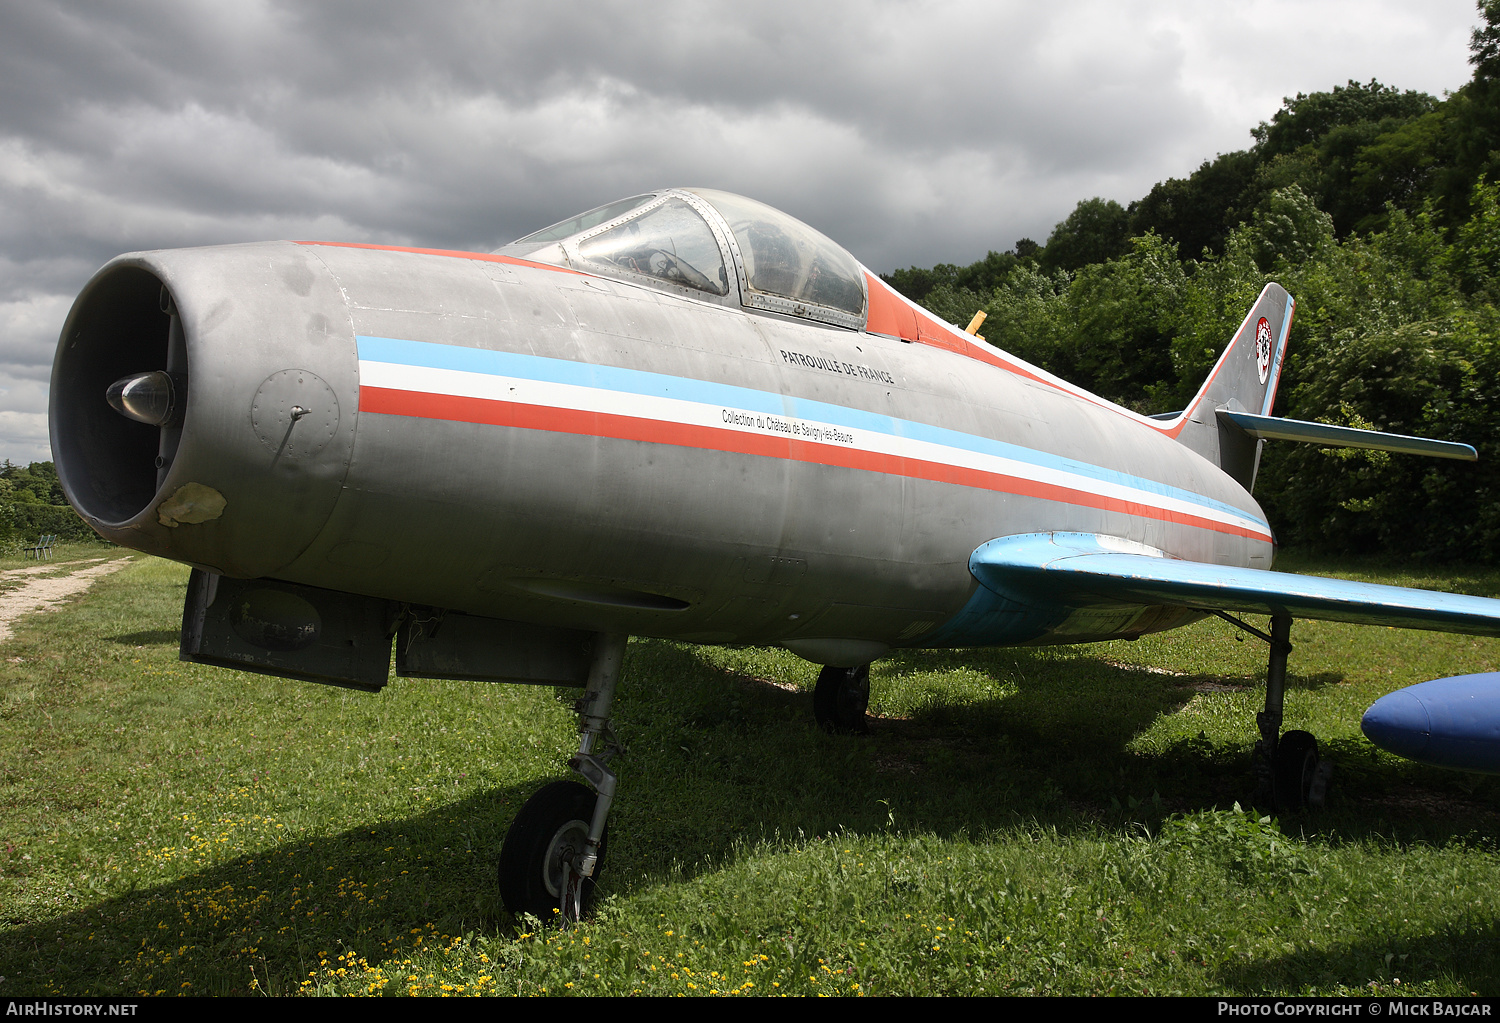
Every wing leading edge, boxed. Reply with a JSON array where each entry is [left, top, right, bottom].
[[970, 532, 1500, 637]]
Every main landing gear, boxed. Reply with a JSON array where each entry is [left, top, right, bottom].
[[1209, 611, 1333, 811], [499, 632, 627, 922], [813, 663, 870, 734]]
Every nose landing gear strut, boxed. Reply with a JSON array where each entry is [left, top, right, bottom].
[[499, 632, 627, 922]]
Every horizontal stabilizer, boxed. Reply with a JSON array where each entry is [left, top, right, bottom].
[[1217, 410, 1477, 461], [971, 533, 1500, 636]]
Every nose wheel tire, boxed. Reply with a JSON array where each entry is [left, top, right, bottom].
[[499, 780, 607, 922], [814, 663, 870, 734]]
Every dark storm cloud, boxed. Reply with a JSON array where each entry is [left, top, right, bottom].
[[274, 2, 1194, 162], [0, 2, 1206, 252], [0, 0, 1479, 462]]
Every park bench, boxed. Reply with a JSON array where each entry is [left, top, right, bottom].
[[23, 534, 57, 560]]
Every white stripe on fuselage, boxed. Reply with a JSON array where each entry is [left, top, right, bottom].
[[359, 358, 1271, 541]]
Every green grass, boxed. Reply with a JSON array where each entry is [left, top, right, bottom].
[[2, 554, 1500, 995]]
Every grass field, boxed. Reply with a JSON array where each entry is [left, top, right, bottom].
[[2, 547, 1500, 996]]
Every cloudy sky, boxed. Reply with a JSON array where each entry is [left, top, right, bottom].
[[0, 0, 1483, 466]]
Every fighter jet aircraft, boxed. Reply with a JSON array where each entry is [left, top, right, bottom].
[[49, 187, 1500, 920]]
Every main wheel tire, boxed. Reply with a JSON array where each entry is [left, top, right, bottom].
[[498, 780, 606, 921], [814, 663, 870, 735], [1274, 730, 1320, 812]]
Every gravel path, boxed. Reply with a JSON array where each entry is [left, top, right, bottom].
[[0, 557, 130, 644]]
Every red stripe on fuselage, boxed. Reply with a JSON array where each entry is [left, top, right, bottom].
[[359, 385, 1272, 542], [295, 240, 583, 276]]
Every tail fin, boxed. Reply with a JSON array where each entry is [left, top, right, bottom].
[[1170, 283, 1293, 490]]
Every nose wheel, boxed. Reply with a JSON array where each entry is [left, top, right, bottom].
[[498, 780, 608, 921], [499, 632, 627, 923]]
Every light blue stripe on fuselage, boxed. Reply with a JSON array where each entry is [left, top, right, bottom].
[[357, 335, 1266, 528]]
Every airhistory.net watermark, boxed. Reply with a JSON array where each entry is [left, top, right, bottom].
[[4, 1004, 137, 1017]]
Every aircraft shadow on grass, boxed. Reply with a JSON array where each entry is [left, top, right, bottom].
[[0, 640, 1492, 994], [1214, 919, 1500, 994], [0, 785, 539, 996]]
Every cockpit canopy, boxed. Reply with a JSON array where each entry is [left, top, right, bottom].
[[499, 189, 867, 329]]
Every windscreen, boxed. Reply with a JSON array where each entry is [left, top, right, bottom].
[[577, 198, 728, 295], [689, 189, 865, 318]]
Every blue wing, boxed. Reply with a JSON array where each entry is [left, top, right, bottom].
[[962, 532, 1500, 638]]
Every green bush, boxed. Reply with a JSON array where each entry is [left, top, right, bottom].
[[2, 503, 95, 543]]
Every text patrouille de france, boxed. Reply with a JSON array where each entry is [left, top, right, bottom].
[[779, 348, 896, 385]]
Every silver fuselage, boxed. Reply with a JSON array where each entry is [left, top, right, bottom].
[[52, 239, 1273, 656]]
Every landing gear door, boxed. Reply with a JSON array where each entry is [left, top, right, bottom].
[[180, 569, 397, 692], [395, 612, 595, 685]]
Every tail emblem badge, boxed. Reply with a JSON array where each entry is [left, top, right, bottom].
[[1255, 317, 1272, 385]]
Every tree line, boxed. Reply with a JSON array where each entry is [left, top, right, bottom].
[[0, 461, 93, 547], [881, 3, 1500, 563]]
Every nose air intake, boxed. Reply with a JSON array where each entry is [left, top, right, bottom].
[[51, 266, 186, 525]]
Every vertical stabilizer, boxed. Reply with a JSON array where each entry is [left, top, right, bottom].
[[1169, 283, 1294, 491]]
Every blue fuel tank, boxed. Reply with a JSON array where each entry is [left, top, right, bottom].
[[1361, 672, 1500, 773]]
